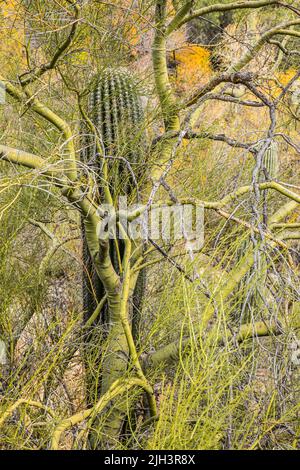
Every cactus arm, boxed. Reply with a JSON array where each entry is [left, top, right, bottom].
[[203, 209, 298, 328], [129, 196, 297, 342]]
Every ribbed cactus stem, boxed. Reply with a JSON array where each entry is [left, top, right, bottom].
[[81, 69, 147, 426], [262, 141, 279, 179], [82, 68, 145, 202], [89, 69, 143, 151]]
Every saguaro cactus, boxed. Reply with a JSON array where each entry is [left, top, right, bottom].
[[81, 68, 146, 411], [83, 67, 145, 198]]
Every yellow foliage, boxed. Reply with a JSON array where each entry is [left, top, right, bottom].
[[287, 211, 300, 224], [266, 68, 298, 98], [2, 0, 17, 17], [276, 68, 297, 87], [108, 1, 142, 57], [127, 24, 139, 48], [171, 45, 212, 93], [0, 0, 25, 73]]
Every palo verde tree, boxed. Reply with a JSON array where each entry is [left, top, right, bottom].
[[0, 0, 299, 450]]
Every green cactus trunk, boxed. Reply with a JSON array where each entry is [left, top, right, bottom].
[[81, 68, 147, 447]]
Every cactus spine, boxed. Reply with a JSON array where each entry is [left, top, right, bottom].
[[81, 69, 146, 421], [253, 140, 279, 181]]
